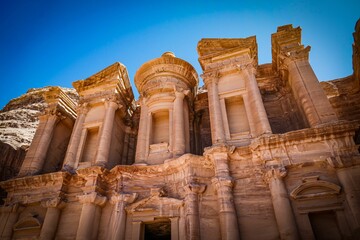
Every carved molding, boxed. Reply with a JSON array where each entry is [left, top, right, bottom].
[[185, 182, 207, 195], [41, 197, 65, 209], [264, 166, 287, 184], [110, 192, 138, 205], [78, 192, 107, 207], [290, 176, 341, 200]]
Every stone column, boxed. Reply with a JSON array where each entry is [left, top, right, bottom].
[[63, 104, 88, 170], [0, 204, 23, 240], [265, 167, 299, 240], [184, 182, 206, 240], [76, 192, 107, 240], [135, 97, 148, 163], [211, 151, 240, 240], [40, 198, 64, 240], [108, 193, 137, 240], [170, 217, 180, 240], [19, 113, 59, 176], [173, 91, 186, 157], [131, 221, 143, 240], [95, 100, 119, 167], [203, 72, 225, 144], [122, 129, 130, 165], [336, 166, 360, 226], [239, 65, 272, 136], [212, 177, 240, 240], [283, 56, 337, 127]]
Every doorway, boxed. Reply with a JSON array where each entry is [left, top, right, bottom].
[[144, 218, 171, 240], [309, 211, 342, 240]]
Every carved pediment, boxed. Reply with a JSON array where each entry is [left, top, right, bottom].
[[197, 37, 257, 57], [126, 194, 183, 215], [290, 176, 341, 200], [13, 213, 42, 231]]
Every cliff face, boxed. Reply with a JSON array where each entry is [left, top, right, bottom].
[[0, 87, 78, 181]]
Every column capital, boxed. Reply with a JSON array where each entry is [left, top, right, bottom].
[[76, 102, 89, 114], [264, 166, 287, 184], [110, 192, 138, 205], [104, 99, 120, 110], [211, 177, 234, 189], [234, 62, 256, 75], [41, 197, 65, 209], [78, 192, 107, 207], [174, 90, 185, 99], [201, 71, 221, 85], [39, 110, 62, 121], [0, 203, 23, 214], [185, 182, 206, 195], [278, 46, 311, 70]]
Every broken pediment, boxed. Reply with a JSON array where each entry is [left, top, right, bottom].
[[290, 176, 341, 200], [197, 37, 257, 57], [73, 62, 133, 99], [126, 192, 183, 216], [13, 213, 42, 231]]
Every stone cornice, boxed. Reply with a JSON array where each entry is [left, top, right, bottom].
[[73, 62, 136, 116], [76, 166, 108, 195], [271, 24, 310, 72], [197, 37, 258, 71], [0, 172, 70, 205], [109, 154, 214, 179], [250, 121, 359, 151], [43, 87, 77, 120], [0, 172, 70, 192]]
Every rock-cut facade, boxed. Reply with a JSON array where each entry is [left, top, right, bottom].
[[1, 22, 360, 240]]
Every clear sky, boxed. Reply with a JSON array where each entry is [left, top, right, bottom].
[[0, 0, 359, 109]]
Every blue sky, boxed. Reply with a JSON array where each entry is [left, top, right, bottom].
[[0, 0, 359, 109]]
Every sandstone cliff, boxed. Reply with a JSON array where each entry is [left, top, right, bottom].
[[0, 87, 78, 181]]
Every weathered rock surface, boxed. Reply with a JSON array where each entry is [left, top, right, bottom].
[[0, 87, 78, 180]]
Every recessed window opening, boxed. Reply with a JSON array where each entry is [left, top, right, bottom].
[[151, 110, 169, 144], [225, 95, 250, 135], [81, 127, 99, 163]]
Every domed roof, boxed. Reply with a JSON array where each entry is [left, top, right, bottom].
[[134, 52, 198, 93]]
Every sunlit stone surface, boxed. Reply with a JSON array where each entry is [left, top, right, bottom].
[[0, 20, 360, 239]]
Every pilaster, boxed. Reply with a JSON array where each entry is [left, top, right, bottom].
[[207, 146, 241, 240], [95, 100, 119, 167], [264, 166, 299, 240], [173, 91, 186, 157], [108, 192, 137, 240], [135, 97, 148, 163], [184, 182, 206, 240], [272, 25, 337, 127], [39, 197, 65, 240], [18, 112, 60, 176], [63, 103, 89, 170], [202, 72, 226, 144], [0, 204, 23, 240], [76, 192, 107, 240], [236, 64, 272, 136]]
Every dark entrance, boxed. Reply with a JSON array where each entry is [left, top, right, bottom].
[[144, 218, 171, 240], [309, 211, 342, 240]]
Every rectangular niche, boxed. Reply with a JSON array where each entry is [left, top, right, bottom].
[[225, 95, 250, 136], [81, 127, 99, 163], [151, 110, 169, 145]]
